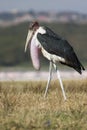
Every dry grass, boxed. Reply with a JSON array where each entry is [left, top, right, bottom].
[[0, 79, 87, 130]]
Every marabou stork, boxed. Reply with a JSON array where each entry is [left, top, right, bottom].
[[25, 21, 85, 100]]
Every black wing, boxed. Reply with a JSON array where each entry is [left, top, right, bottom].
[[37, 26, 85, 74]]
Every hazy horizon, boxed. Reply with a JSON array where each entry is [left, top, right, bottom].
[[0, 0, 87, 14]]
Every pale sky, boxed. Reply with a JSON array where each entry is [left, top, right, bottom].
[[0, 0, 87, 14]]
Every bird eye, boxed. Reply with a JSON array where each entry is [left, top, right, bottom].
[[29, 21, 39, 30]]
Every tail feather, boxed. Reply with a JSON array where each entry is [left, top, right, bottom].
[[80, 63, 85, 71], [60, 51, 85, 74], [71, 54, 85, 74], [65, 49, 85, 74], [60, 61, 85, 74], [73, 63, 84, 74]]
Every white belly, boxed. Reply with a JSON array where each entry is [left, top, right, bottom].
[[41, 48, 65, 63]]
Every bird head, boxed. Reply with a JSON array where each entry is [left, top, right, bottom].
[[24, 21, 39, 52]]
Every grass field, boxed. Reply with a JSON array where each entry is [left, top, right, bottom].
[[0, 79, 87, 130]]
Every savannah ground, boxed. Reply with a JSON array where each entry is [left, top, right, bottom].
[[0, 79, 87, 130]]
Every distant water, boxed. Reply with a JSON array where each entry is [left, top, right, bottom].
[[0, 71, 86, 81]]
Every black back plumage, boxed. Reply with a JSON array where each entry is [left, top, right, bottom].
[[37, 26, 85, 74]]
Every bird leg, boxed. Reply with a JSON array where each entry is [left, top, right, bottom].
[[53, 64, 67, 101], [44, 61, 53, 98]]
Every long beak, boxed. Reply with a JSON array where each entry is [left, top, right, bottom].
[[24, 30, 33, 52]]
